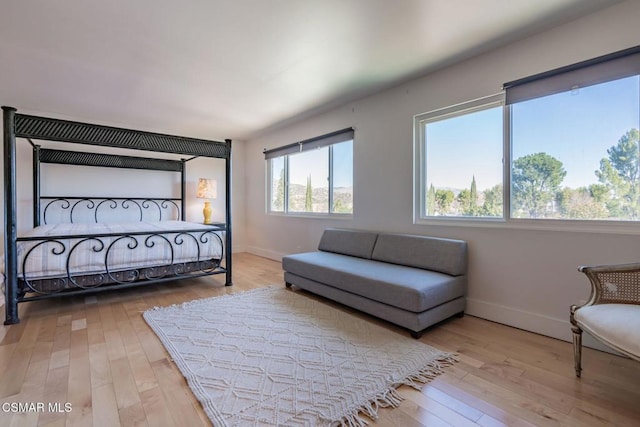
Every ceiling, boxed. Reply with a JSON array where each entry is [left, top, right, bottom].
[[0, 0, 622, 142]]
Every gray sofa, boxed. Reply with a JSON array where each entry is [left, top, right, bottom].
[[282, 228, 468, 337]]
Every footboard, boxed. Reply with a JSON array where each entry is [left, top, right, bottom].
[[5, 223, 226, 322], [21, 225, 223, 288]]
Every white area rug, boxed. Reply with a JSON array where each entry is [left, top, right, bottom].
[[144, 287, 457, 426]]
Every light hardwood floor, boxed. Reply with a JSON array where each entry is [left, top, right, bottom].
[[1, 253, 639, 426]]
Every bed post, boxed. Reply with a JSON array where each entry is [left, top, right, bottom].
[[33, 144, 41, 227], [3, 106, 19, 324], [180, 159, 186, 221], [225, 139, 232, 286]]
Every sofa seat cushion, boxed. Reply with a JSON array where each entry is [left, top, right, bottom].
[[574, 303, 640, 358], [282, 251, 465, 313]]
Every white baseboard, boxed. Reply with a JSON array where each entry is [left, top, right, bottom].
[[231, 244, 246, 254], [244, 246, 285, 262], [466, 298, 614, 353]]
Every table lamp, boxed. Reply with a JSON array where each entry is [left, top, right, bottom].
[[197, 178, 217, 224]]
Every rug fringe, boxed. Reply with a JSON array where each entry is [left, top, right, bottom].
[[144, 286, 276, 313], [337, 386, 410, 426], [335, 353, 458, 427], [401, 353, 459, 390]]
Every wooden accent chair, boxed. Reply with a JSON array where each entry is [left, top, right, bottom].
[[570, 263, 640, 377]]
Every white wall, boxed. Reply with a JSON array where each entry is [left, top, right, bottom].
[[243, 0, 640, 347]]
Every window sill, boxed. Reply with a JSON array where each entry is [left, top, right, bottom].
[[414, 216, 640, 235], [268, 212, 353, 220]]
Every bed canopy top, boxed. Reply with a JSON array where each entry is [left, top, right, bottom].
[[3, 106, 231, 158]]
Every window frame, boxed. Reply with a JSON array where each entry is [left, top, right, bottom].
[[266, 139, 353, 218], [414, 94, 640, 233], [267, 155, 287, 213], [414, 93, 506, 224], [414, 46, 640, 234]]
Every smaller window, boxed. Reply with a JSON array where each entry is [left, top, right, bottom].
[[331, 140, 353, 214], [265, 129, 353, 216], [269, 156, 285, 212], [415, 94, 504, 220], [288, 147, 329, 213]]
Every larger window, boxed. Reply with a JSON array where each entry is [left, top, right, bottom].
[[265, 129, 353, 215], [510, 76, 639, 220], [415, 46, 640, 224]]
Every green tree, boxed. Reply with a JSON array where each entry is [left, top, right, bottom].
[[454, 177, 480, 216], [273, 167, 285, 210], [588, 183, 609, 204], [481, 184, 503, 217], [512, 152, 566, 218], [427, 183, 436, 215], [596, 129, 640, 219], [470, 176, 478, 212], [435, 189, 454, 214], [557, 187, 608, 219], [601, 129, 640, 182], [304, 175, 313, 212], [333, 197, 352, 214], [457, 188, 473, 215]]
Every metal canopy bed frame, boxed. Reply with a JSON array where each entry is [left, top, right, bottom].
[[3, 106, 232, 324]]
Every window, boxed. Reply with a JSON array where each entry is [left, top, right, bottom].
[[508, 74, 640, 221], [415, 95, 504, 219], [288, 147, 329, 213], [331, 140, 354, 213], [415, 45, 640, 224], [269, 156, 285, 212], [265, 129, 353, 215]]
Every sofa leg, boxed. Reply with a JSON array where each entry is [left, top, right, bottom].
[[572, 325, 583, 378], [455, 311, 465, 318], [410, 330, 423, 339], [285, 282, 292, 288]]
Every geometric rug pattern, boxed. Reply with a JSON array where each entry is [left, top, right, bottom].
[[144, 287, 457, 426]]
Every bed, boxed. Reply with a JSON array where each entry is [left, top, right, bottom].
[[2, 106, 233, 324]]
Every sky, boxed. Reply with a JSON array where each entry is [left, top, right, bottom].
[[427, 75, 640, 191], [277, 140, 353, 189], [426, 106, 502, 191]]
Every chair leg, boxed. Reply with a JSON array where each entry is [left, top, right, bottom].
[[571, 325, 583, 378]]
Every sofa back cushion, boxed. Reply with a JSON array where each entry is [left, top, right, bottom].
[[372, 233, 467, 276], [318, 228, 379, 259]]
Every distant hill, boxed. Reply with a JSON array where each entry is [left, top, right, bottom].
[[288, 184, 352, 213]]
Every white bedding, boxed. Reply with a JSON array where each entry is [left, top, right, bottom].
[[9, 221, 224, 281]]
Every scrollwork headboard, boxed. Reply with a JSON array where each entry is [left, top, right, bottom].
[[34, 148, 186, 226], [41, 197, 181, 224]]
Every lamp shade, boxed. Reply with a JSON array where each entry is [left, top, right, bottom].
[[197, 178, 217, 199]]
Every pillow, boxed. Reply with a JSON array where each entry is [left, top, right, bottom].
[[317, 228, 379, 259], [372, 233, 467, 276]]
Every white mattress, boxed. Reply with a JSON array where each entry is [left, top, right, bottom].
[[10, 221, 224, 280]]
